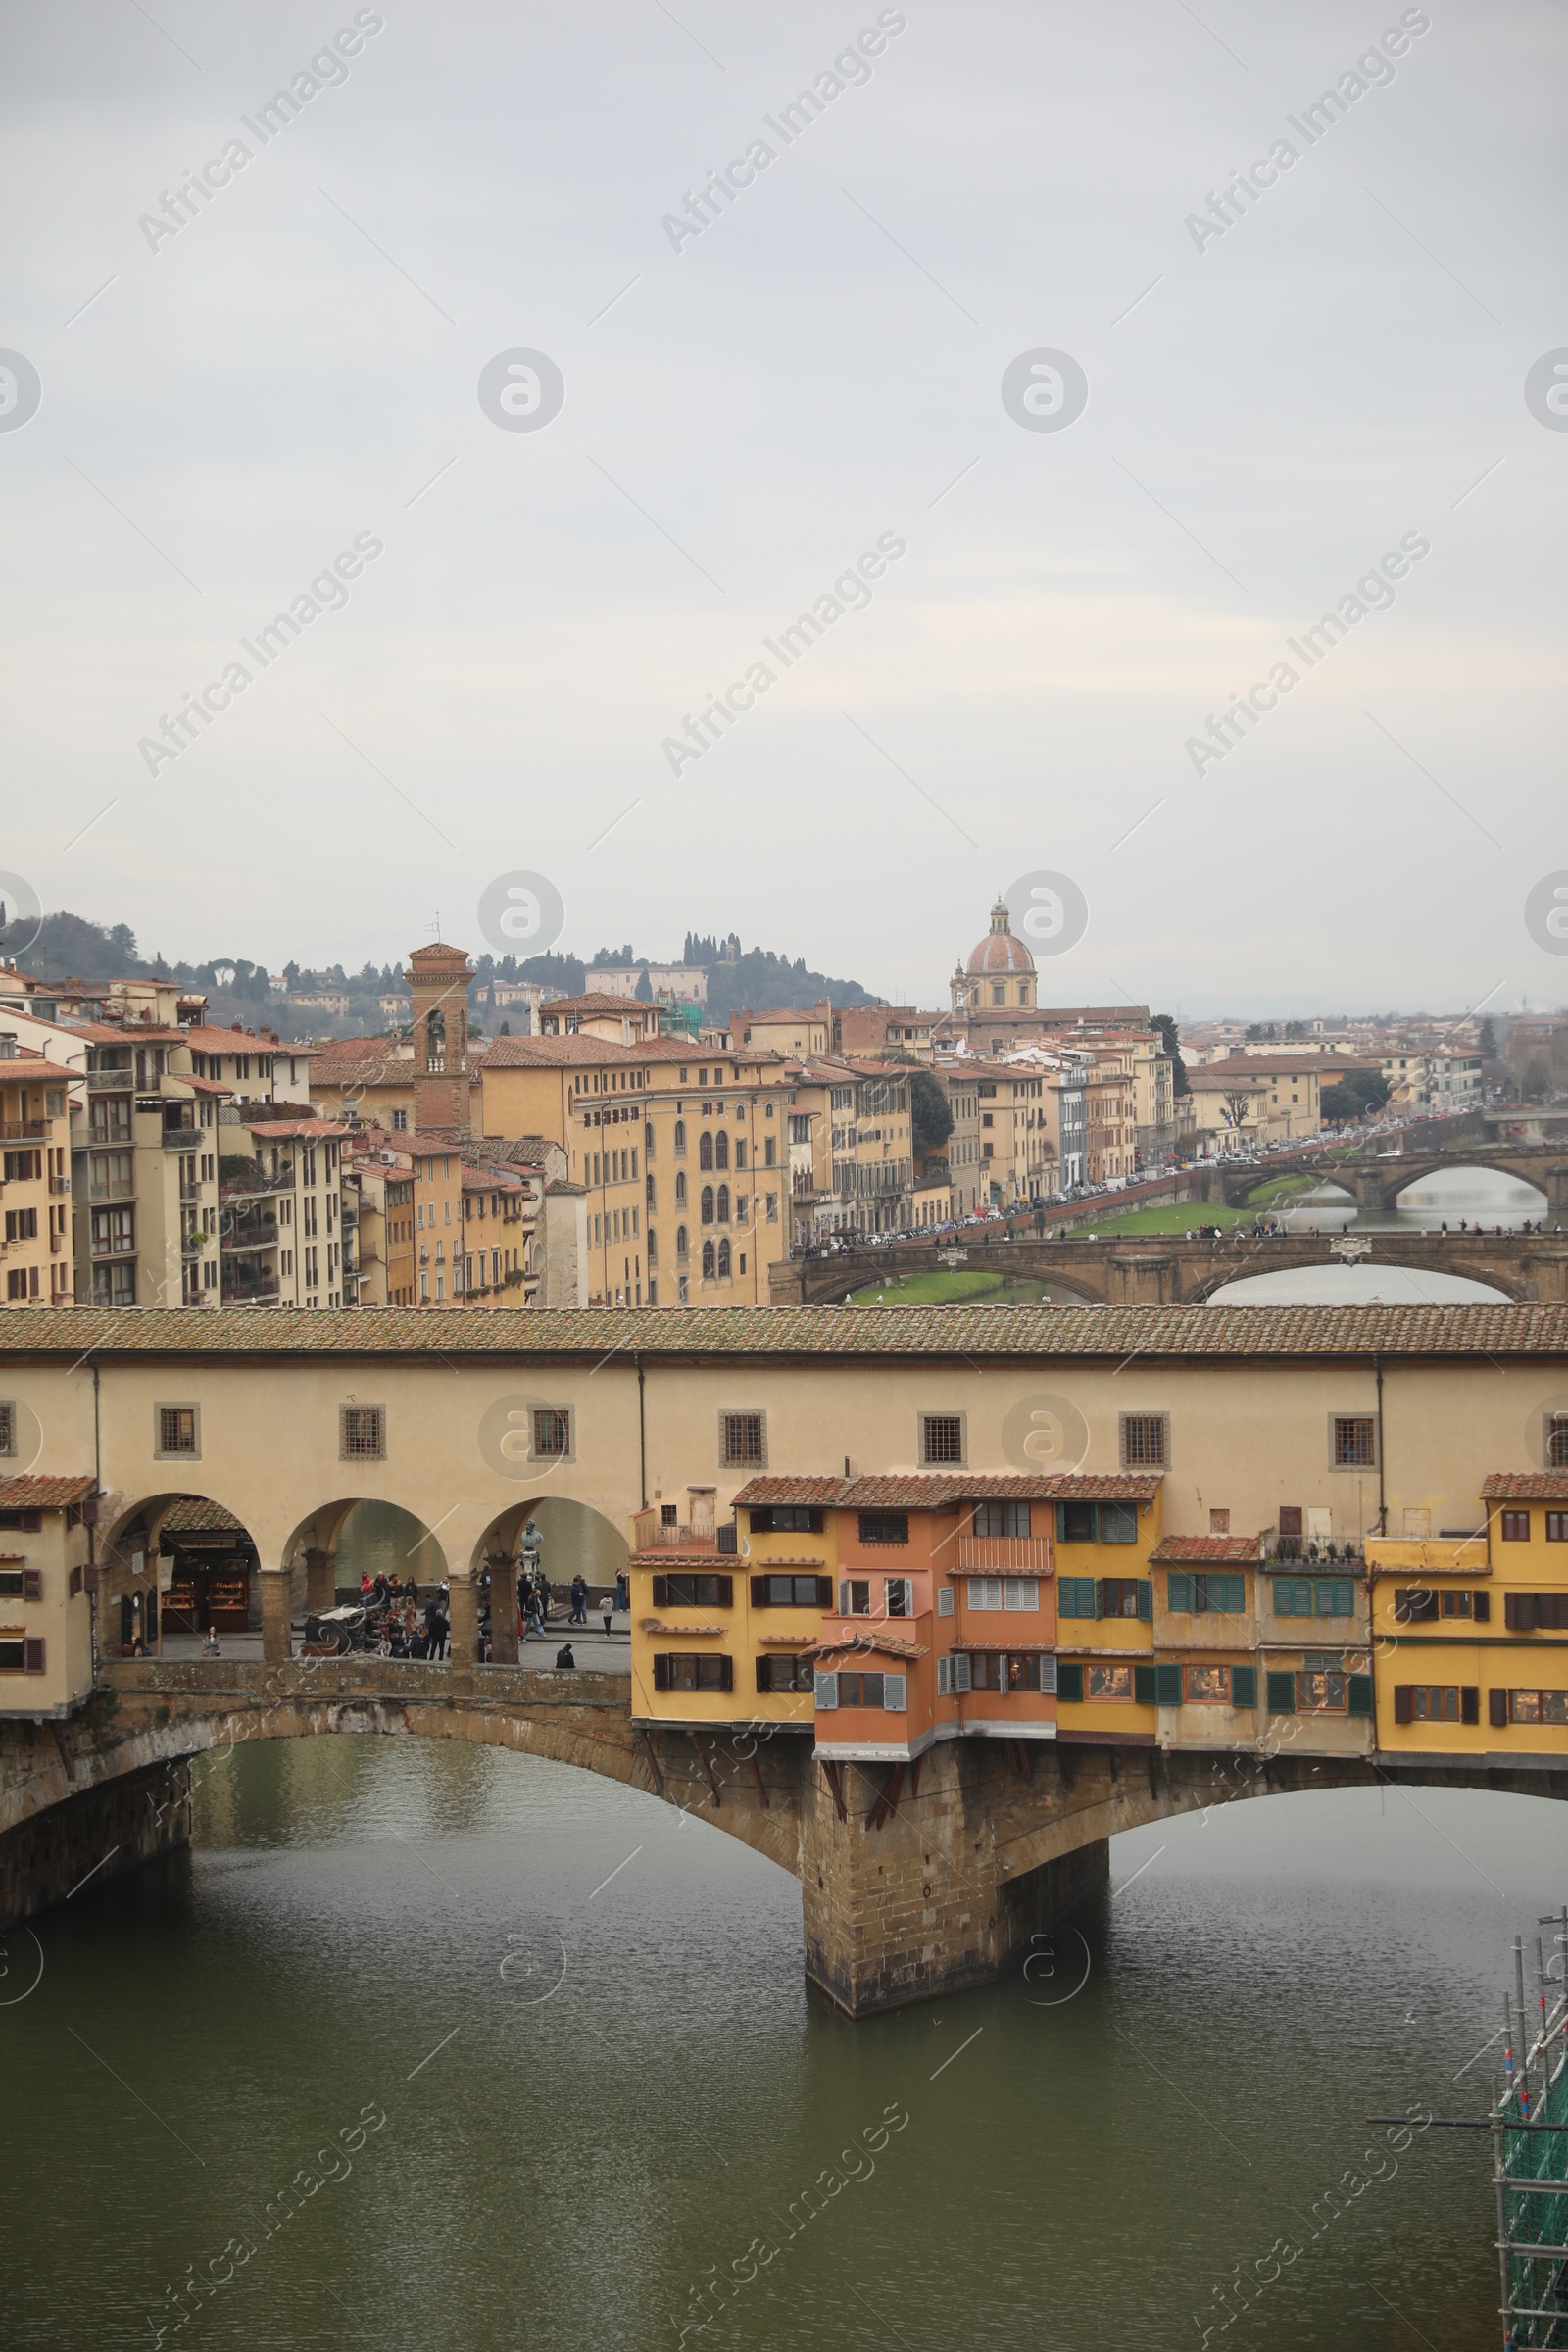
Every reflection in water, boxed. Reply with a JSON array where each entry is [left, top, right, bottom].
[[1211, 1166, 1546, 1303], [3, 1738, 1551, 2350], [1210, 1262, 1511, 1303]]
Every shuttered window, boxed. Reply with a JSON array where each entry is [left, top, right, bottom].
[[1055, 1661, 1084, 1703], [1266, 1670, 1297, 1715], [750, 1574, 831, 1608], [1504, 1593, 1568, 1632], [858, 1513, 908, 1545], [1168, 1572, 1246, 1614], [1099, 1503, 1138, 1544], [1057, 1577, 1097, 1619], [1394, 1589, 1440, 1624], [651, 1574, 732, 1608], [756, 1655, 813, 1693], [1232, 1665, 1258, 1709]]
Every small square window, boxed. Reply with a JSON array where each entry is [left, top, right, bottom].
[[719, 1411, 765, 1468], [533, 1408, 570, 1460], [1332, 1416, 1376, 1468], [1120, 1413, 1167, 1468], [920, 1413, 964, 1465], [1500, 1510, 1530, 1542], [157, 1405, 198, 1458], [1548, 1416, 1568, 1469], [340, 1405, 386, 1460]]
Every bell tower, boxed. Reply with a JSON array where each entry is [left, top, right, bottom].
[[405, 941, 472, 1132]]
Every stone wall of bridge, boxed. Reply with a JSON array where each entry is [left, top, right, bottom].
[[6, 1661, 1568, 2016]]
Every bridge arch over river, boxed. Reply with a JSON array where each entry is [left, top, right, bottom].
[[4, 1653, 1567, 2018]]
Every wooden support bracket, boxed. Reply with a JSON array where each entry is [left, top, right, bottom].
[[690, 1731, 721, 1807], [820, 1757, 847, 1823]]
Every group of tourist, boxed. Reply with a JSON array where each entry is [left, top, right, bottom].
[[356, 1572, 452, 1660]]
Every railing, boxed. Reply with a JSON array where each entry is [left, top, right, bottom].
[[87, 1180, 134, 1203], [161, 1127, 199, 1151], [85, 1068, 136, 1093], [632, 1510, 718, 1550], [0, 1119, 48, 1139], [954, 1537, 1054, 1572], [221, 1281, 280, 1305], [220, 1168, 294, 1201], [222, 1224, 279, 1254]]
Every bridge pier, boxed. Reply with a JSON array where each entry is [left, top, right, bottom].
[[448, 1574, 479, 1665], [260, 1566, 293, 1664], [799, 1738, 1109, 2016], [303, 1547, 335, 1614], [0, 1756, 191, 1930]]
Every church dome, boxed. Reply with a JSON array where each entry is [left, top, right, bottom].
[[965, 898, 1035, 978]]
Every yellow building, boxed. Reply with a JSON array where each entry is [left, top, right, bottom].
[[1053, 1475, 1163, 1742], [628, 1477, 840, 1729], [0, 1472, 95, 1719], [1368, 1473, 1568, 1758], [783, 1058, 916, 1238], [0, 1042, 74, 1307]]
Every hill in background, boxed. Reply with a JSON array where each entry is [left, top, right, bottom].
[[1, 910, 884, 1040]]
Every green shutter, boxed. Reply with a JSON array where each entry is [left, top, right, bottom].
[[1317, 1578, 1353, 1618], [1231, 1664, 1257, 1709], [1273, 1578, 1306, 1617], [1348, 1674, 1373, 1718], [1169, 1572, 1196, 1614], [1059, 1577, 1094, 1619], [1266, 1670, 1296, 1715], [1093, 1579, 1105, 1620], [1134, 1664, 1158, 1705], [1056, 1661, 1084, 1703], [1055, 1502, 1067, 1541], [1136, 1580, 1152, 1621], [1214, 1574, 1246, 1614], [1154, 1662, 1182, 1705]]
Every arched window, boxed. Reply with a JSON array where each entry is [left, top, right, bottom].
[[1018, 983, 1029, 1005], [713, 1130, 729, 1170], [647, 1228, 658, 1269], [674, 1120, 686, 1153], [675, 1224, 688, 1260], [735, 1139, 747, 1169], [644, 1120, 655, 1155], [716, 1184, 730, 1225], [702, 1240, 715, 1279], [700, 1186, 714, 1225], [646, 1174, 656, 1211], [699, 1130, 713, 1170], [674, 1170, 687, 1207], [716, 1239, 731, 1278]]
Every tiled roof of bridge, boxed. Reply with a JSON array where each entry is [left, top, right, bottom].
[[0, 1473, 94, 1507], [1149, 1534, 1264, 1565], [1, 1305, 1567, 1359]]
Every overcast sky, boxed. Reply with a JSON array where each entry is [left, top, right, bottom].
[[1, 0, 1563, 1015]]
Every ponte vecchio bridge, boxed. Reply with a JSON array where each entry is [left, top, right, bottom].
[[4, 1300, 1568, 2016]]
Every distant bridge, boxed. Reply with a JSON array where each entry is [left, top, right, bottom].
[[779, 1228, 1568, 1307], [1189, 1139, 1568, 1216], [6, 1656, 1568, 2017]]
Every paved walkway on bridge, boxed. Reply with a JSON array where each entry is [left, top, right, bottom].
[[159, 1629, 633, 1674]]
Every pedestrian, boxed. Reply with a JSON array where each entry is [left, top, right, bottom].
[[555, 1642, 576, 1670], [602, 1590, 614, 1636], [569, 1574, 588, 1626], [203, 1626, 220, 1658], [424, 1597, 449, 1661]]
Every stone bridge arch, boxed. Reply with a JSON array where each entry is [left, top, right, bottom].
[[9, 1660, 1568, 2016], [471, 1495, 630, 1663], [98, 1489, 265, 1653], [279, 1495, 454, 1622]]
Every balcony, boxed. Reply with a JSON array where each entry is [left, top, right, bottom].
[[954, 1537, 1054, 1573], [161, 1126, 199, 1151], [1363, 1534, 1488, 1577], [85, 1068, 133, 1094], [631, 1509, 734, 1552], [221, 1279, 280, 1306], [222, 1222, 279, 1256], [0, 1119, 49, 1141], [221, 1168, 294, 1202]]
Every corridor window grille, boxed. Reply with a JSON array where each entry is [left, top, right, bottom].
[[532, 1408, 570, 1460], [157, 1406, 197, 1457], [0, 1403, 16, 1457], [1119, 1412, 1168, 1468], [1549, 1414, 1568, 1468], [919, 1414, 965, 1466], [719, 1412, 764, 1468], [1332, 1414, 1377, 1467], [340, 1405, 385, 1460], [857, 1512, 908, 1546]]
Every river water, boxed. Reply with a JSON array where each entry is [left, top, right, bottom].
[[6, 1734, 1563, 2351]]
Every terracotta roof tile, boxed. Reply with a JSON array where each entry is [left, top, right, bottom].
[[0, 1473, 93, 1507], [0, 1304, 1564, 1360], [1481, 1472, 1568, 1500], [1149, 1535, 1263, 1565]]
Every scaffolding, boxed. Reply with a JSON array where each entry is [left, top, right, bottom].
[[1494, 1917, 1568, 2350]]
